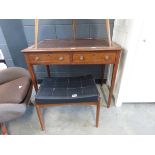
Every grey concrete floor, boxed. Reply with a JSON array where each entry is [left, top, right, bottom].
[[5, 85, 155, 135]]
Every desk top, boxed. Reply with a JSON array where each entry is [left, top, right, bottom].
[[22, 39, 121, 52]]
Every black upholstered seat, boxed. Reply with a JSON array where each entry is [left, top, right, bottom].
[[35, 75, 99, 104]]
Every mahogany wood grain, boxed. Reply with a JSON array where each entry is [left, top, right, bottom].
[[35, 105, 45, 130], [28, 53, 70, 64], [24, 53, 38, 91], [37, 102, 98, 108], [107, 51, 121, 108], [27, 51, 116, 65], [22, 39, 121, 107], [72, 52, 116, 64]]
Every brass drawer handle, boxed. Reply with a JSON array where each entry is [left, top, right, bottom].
[[58, 56, 64, 61], [104, 55, 110, 60], [35, 57, 39, 61], [80, 55, 84, 60]]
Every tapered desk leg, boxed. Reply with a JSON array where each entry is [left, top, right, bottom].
[[107, 52, 120, 108], [24, 54, 38, 92], [35, 105, 45, 131], [100, 65, 105, 86], [45, 65, 51, 77], [28, 64, 38, 92]]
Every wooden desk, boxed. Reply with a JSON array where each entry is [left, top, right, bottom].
[[22, 39, 121, 108]]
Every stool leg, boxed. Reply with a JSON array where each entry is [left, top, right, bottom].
[[0, 123, 8, 135], [35, 105, 45, 131], [96, 98, 101, 128]]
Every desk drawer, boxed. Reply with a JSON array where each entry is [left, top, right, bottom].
[[29, 53, 70, 64], [72, 52, 116, 64]]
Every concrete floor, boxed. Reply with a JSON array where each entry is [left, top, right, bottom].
[[4, 85, 155, 135]]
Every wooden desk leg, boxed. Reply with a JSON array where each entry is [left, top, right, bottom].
[[27, 64, 38, 92], [45, 65, 51, 77], [24, 54, 38, 92], [35, 105, 45, 131], [100, 65, 105, 86], [107, 52, 120, 108]]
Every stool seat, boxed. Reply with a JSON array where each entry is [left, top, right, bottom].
[[35, 75, 99, 104]]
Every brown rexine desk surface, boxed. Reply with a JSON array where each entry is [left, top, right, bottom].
[[22, 39, 121, 52]]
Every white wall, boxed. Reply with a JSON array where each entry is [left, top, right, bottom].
[[0, 49, 7, 70], [108, 19, 155, 106]]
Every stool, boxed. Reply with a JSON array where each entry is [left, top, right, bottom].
[[35, 75, 100, 130]]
